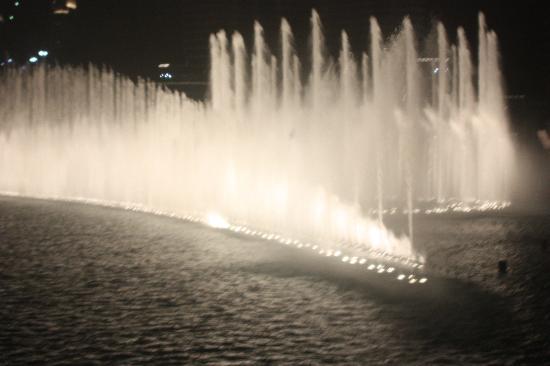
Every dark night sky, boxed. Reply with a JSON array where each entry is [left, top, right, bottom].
[[1, 0, 550, 109]]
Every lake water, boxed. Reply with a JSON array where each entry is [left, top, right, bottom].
[[1, 196, 549, 365]]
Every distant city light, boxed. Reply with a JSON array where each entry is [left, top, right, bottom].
[[7, 58, 13, 64], [38, 50, 49, 57], [9, 15, 14, 21], [14, 1, 20, 6], [28, 56, 38, 63], [158, 63, 170, 68], [433, 67, 439, 74], [53, 8, 70, 15], [160, 73, 173, 79], [66, 0, 77, 10]]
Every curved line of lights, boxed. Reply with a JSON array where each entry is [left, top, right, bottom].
[[2, 190, 430, 286]]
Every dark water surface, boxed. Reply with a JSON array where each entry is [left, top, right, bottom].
[[1, 196, 549, 365]]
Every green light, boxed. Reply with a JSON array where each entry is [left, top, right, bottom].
[[15, 1, 20, 6], [9, 15, 14, 21]]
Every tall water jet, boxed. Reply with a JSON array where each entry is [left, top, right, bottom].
[[281, 18, 294, 110], [370, 17, 384, 224], [232, 32, 246, 113], [436, 22, 449, 202], [310, 9, 324, 108], [403, 17, 418, 245], [361, 52, 369, 103], [252, 21, 267, 109], [457, 27, 475, 199], [339, 31, 357, 105]]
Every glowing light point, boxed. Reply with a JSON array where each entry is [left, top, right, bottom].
[[359, 258, 366, 265], [334, 250, 341, 257], [38, 50, 48, 57], [368, 264, 375, 270], [419, 278, 428, 284], [29, 56, 38, 63], [409, 278, 417, 284], [342, 256, 349, 262], [387, 267, 395, 273], [206, 213, 229, 229], [397, 274, 406, 280]]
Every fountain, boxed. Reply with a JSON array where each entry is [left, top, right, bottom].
[[0, 10, 514, 264]]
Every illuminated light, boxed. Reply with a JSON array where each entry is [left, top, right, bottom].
[[66, 0, 77, 9], [297, 243, 303, 248], [206, 213, 229, 229], [409, 278, 417, 284], [334, 250, 341, 257], [319, 249, 325, 254], [38, 50, 48, 57], [312, 245, 318, 250], [397, 274, 406, 280], [377, 268, 385, 273], [293, 239, 300, 245], [359, 258, 366, 265], [342, 256, 349, 262], [350, 256, 358, 264], [267, 234, 274, 240], [408, 274, 414, 279], [14, 1, 20, 6], [367, 264, 375, 270], [28, 56, 38, 63], [7, 58, 13, 63], [326, 250, 333, 256], [387, 267, 395, 273], [419, 278, 428, 284], [261, 233, 268, 239], [158, 63, 170, 68]]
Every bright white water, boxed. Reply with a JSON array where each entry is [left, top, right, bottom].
[[0, 11, 514, 261]]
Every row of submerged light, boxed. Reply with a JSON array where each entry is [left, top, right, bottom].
[[367, 200, 511, 216], [0, 191, 427, 285], [204, 213, 428, 286]]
